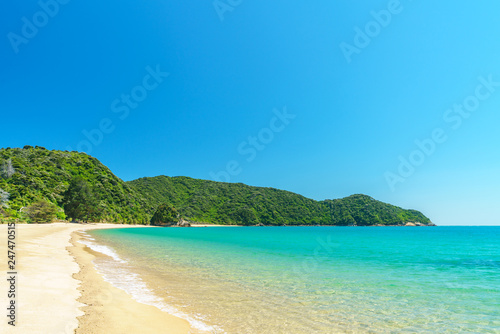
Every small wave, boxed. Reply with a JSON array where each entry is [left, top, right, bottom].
[[79, 231, 95, 241], [79, 238, 127, 264], [79, 238, 220, 333]]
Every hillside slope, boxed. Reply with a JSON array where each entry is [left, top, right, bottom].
[[128, 176, 433, 226], [0, 147, 433, 226], [0, 146, 148, 223]]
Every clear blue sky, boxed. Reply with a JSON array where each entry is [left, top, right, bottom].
[[1, 0, 499, 225]]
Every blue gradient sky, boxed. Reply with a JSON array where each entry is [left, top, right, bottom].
[[1, 1, 499, 225]]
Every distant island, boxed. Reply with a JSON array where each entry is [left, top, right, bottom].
[[0, 146, 434, 226]]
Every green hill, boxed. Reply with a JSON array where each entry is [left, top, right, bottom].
[[128, 175, 433, 226], [0, 146, 434, 226], [0, 146, 148, 224]]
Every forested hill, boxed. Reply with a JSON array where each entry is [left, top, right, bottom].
[[129, 178, 433, 226], [0, 146, 148, 223], [0, 146, 434, 226]]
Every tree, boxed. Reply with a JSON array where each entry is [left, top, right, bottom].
[[150, 204, 180, 226], [233, 207, 257, 226], [0, 188, 9, 218], [1, 159, 15, 178], [0, 188, 9, 207], [62, 177, 101, 222], [25, 199, 57, 223], [338, 214, 356, 226]]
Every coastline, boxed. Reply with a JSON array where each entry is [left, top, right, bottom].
[[71, 228, 191, 334], [0, 223, 191, 334]]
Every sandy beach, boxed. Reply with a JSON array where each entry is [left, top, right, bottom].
[[0, 223, 191, 334]]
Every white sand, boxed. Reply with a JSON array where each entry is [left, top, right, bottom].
[[0, 223, 191, 334]]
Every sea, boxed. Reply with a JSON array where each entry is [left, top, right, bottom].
[[80, 226, 500, 333]]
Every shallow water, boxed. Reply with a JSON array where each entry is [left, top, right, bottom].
[[84, 226, 500, 333]]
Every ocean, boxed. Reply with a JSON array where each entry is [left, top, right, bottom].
[[81, 226, 500, 333]]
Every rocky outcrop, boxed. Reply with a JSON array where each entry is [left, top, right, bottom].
[[177, 219, 191, 227], [404, 222, 430, 226]]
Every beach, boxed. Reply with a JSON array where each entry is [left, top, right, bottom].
[[0, 223, 191, 334]]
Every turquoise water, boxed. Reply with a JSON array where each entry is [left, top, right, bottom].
[[85, 226, 500, 333]]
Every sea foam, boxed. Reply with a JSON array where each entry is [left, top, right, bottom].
[[78, 233, 221, 333]]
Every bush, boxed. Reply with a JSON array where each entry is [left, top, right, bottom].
[[62, 177, 101, 222], [150, 204, 180, 226], [25, 199, 58, 223]]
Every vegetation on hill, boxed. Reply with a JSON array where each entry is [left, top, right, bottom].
[[0, 146, 148, 224], [25, 199, 58, 223], [322, 194, 432, 226], [62, 177, 103, 222], [129, 176, 433, 226], [0, 147, 434, 226], [150, 204, 180, 226]]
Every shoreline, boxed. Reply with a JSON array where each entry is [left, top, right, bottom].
[[0, 222, 439, 333], [0, 223, 191, 334], [70, 227, 191, 334]]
